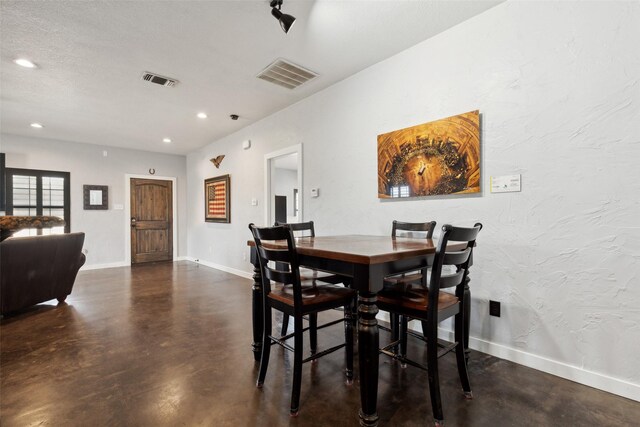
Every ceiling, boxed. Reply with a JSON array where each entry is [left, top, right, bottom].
[[1, 0, 502, 155]]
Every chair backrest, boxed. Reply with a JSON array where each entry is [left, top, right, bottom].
[[392, 220, 436, 239], [249, 223, 304, 308], [274, 220, 315, 237], [427, 223, 482, 302]]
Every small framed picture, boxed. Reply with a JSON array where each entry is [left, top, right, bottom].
[[83, 185, 108, 210], [205, 175, 230, 223]]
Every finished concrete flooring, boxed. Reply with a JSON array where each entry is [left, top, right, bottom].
[[2, 262, 638, 426]]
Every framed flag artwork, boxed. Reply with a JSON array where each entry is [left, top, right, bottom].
[[204, 174, 230, 223]]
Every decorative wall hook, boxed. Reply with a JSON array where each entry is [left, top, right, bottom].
[[210, 155, 225, 168]]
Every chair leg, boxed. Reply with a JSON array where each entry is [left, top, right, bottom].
[[390, 313, 399, 351], [344, 302, 354, 384], [290, 315, 304, 416], [454, 310, 472, 398], [257, 306, 272, 387], [399, 315, 408, 367], [309, 313, 318, 356], [281, 313, 290, 336], [421, 320, 429, 341], [426, 318, 444, 425], [351, 297, 358, 326]]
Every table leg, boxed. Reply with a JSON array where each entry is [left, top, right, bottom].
[[250, 247, 263, 362], [358, 291, 379, 427], [463, 276, 471, 364]]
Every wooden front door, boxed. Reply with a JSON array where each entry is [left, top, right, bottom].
[[130, 178, 173, 264]]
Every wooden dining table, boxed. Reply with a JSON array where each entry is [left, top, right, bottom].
[[247, 235, 471, 427]]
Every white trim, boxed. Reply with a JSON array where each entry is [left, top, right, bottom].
[[435, 327, 640, 402], [184, 257, 253, 280], [264, 144, 303, 226], [124, 174, 178, 265], [81, 261, 129, 271], [81, 257, 189, 271]]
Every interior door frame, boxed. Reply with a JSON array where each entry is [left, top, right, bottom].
[[124, 174, 178, 265], [264, 144, 303, 226]]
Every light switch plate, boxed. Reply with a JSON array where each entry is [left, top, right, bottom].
[[490, 174, 521, 193], [251, 198, 258, 206], [310, 188, 319, 198]]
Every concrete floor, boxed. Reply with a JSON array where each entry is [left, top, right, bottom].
[[1, 261, 638, 426]]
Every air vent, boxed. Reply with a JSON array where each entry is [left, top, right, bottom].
[[257, 59, 318, 90], [141, 72, 178, 87]]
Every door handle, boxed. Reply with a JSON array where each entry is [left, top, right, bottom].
[[131, 217, 137, 228]]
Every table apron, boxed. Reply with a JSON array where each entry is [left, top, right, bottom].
[[298, 254, 430, 293]]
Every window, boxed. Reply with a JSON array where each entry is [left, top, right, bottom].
[[5, 168, 70, 236], [390, 185, 410, 198]]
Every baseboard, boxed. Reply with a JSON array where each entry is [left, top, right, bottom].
[[81, 261, 128, 271], [436, 327, 640, 402], [184, 257, 253, 280], [82, 256, 188, 271]]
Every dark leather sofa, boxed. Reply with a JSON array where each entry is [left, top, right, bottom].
[[1, 232, 86, 315]]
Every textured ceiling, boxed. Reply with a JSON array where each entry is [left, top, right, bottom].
[[1, 0, 502, 155]]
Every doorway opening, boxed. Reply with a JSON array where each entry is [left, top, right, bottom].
[[265, 144, 302, 226]]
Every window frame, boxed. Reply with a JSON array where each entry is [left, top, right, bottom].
[[5, 167, 71, 233]]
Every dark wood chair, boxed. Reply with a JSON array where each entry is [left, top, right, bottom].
[[384, 220, 436, 344], [273, 221, 344, 283], [377, 223, 482, 426], [275, 220, 349, 336], [385, 220, 437, 288], [249, 223, 356, 416]]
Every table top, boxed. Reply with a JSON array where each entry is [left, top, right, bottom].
[[247, 234, 460, 265]]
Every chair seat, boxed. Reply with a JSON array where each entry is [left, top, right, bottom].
[[300, 268, 345, 284], [377, 286, 458, 314], [268, 281, 356, 309], [384, 272, 423, 288], [385, 267, 460, 289]]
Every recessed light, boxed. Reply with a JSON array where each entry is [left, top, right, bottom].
[[197, 112, 207, 119], [15, 58, 37, 68], [30, 123, 44, 128], [163, 138, 172, 143]]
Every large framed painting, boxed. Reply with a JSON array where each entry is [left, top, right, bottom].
[[205, 174, 230, 223], [377, 110, 480, 198]]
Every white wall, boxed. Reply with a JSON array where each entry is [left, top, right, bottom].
[[1, 134, 187, 268], [186, 1, 640, 400]]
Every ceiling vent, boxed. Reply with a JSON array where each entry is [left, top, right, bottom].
[[141, 72, 178, 87], [257, 59, 317, 90]]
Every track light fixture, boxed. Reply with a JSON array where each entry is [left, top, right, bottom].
[[270, 0, 296, 34]]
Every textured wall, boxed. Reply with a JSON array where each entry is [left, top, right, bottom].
[[186, 1, 640, 396], [1, 134, 188, 266]]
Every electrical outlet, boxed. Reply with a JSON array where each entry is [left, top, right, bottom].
[[489, 300, 501, 317]]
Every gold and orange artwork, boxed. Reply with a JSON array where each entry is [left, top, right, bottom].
[[377, 110, 480, 198]]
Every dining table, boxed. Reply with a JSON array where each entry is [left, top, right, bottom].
[[247, 234, 471, 427]]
